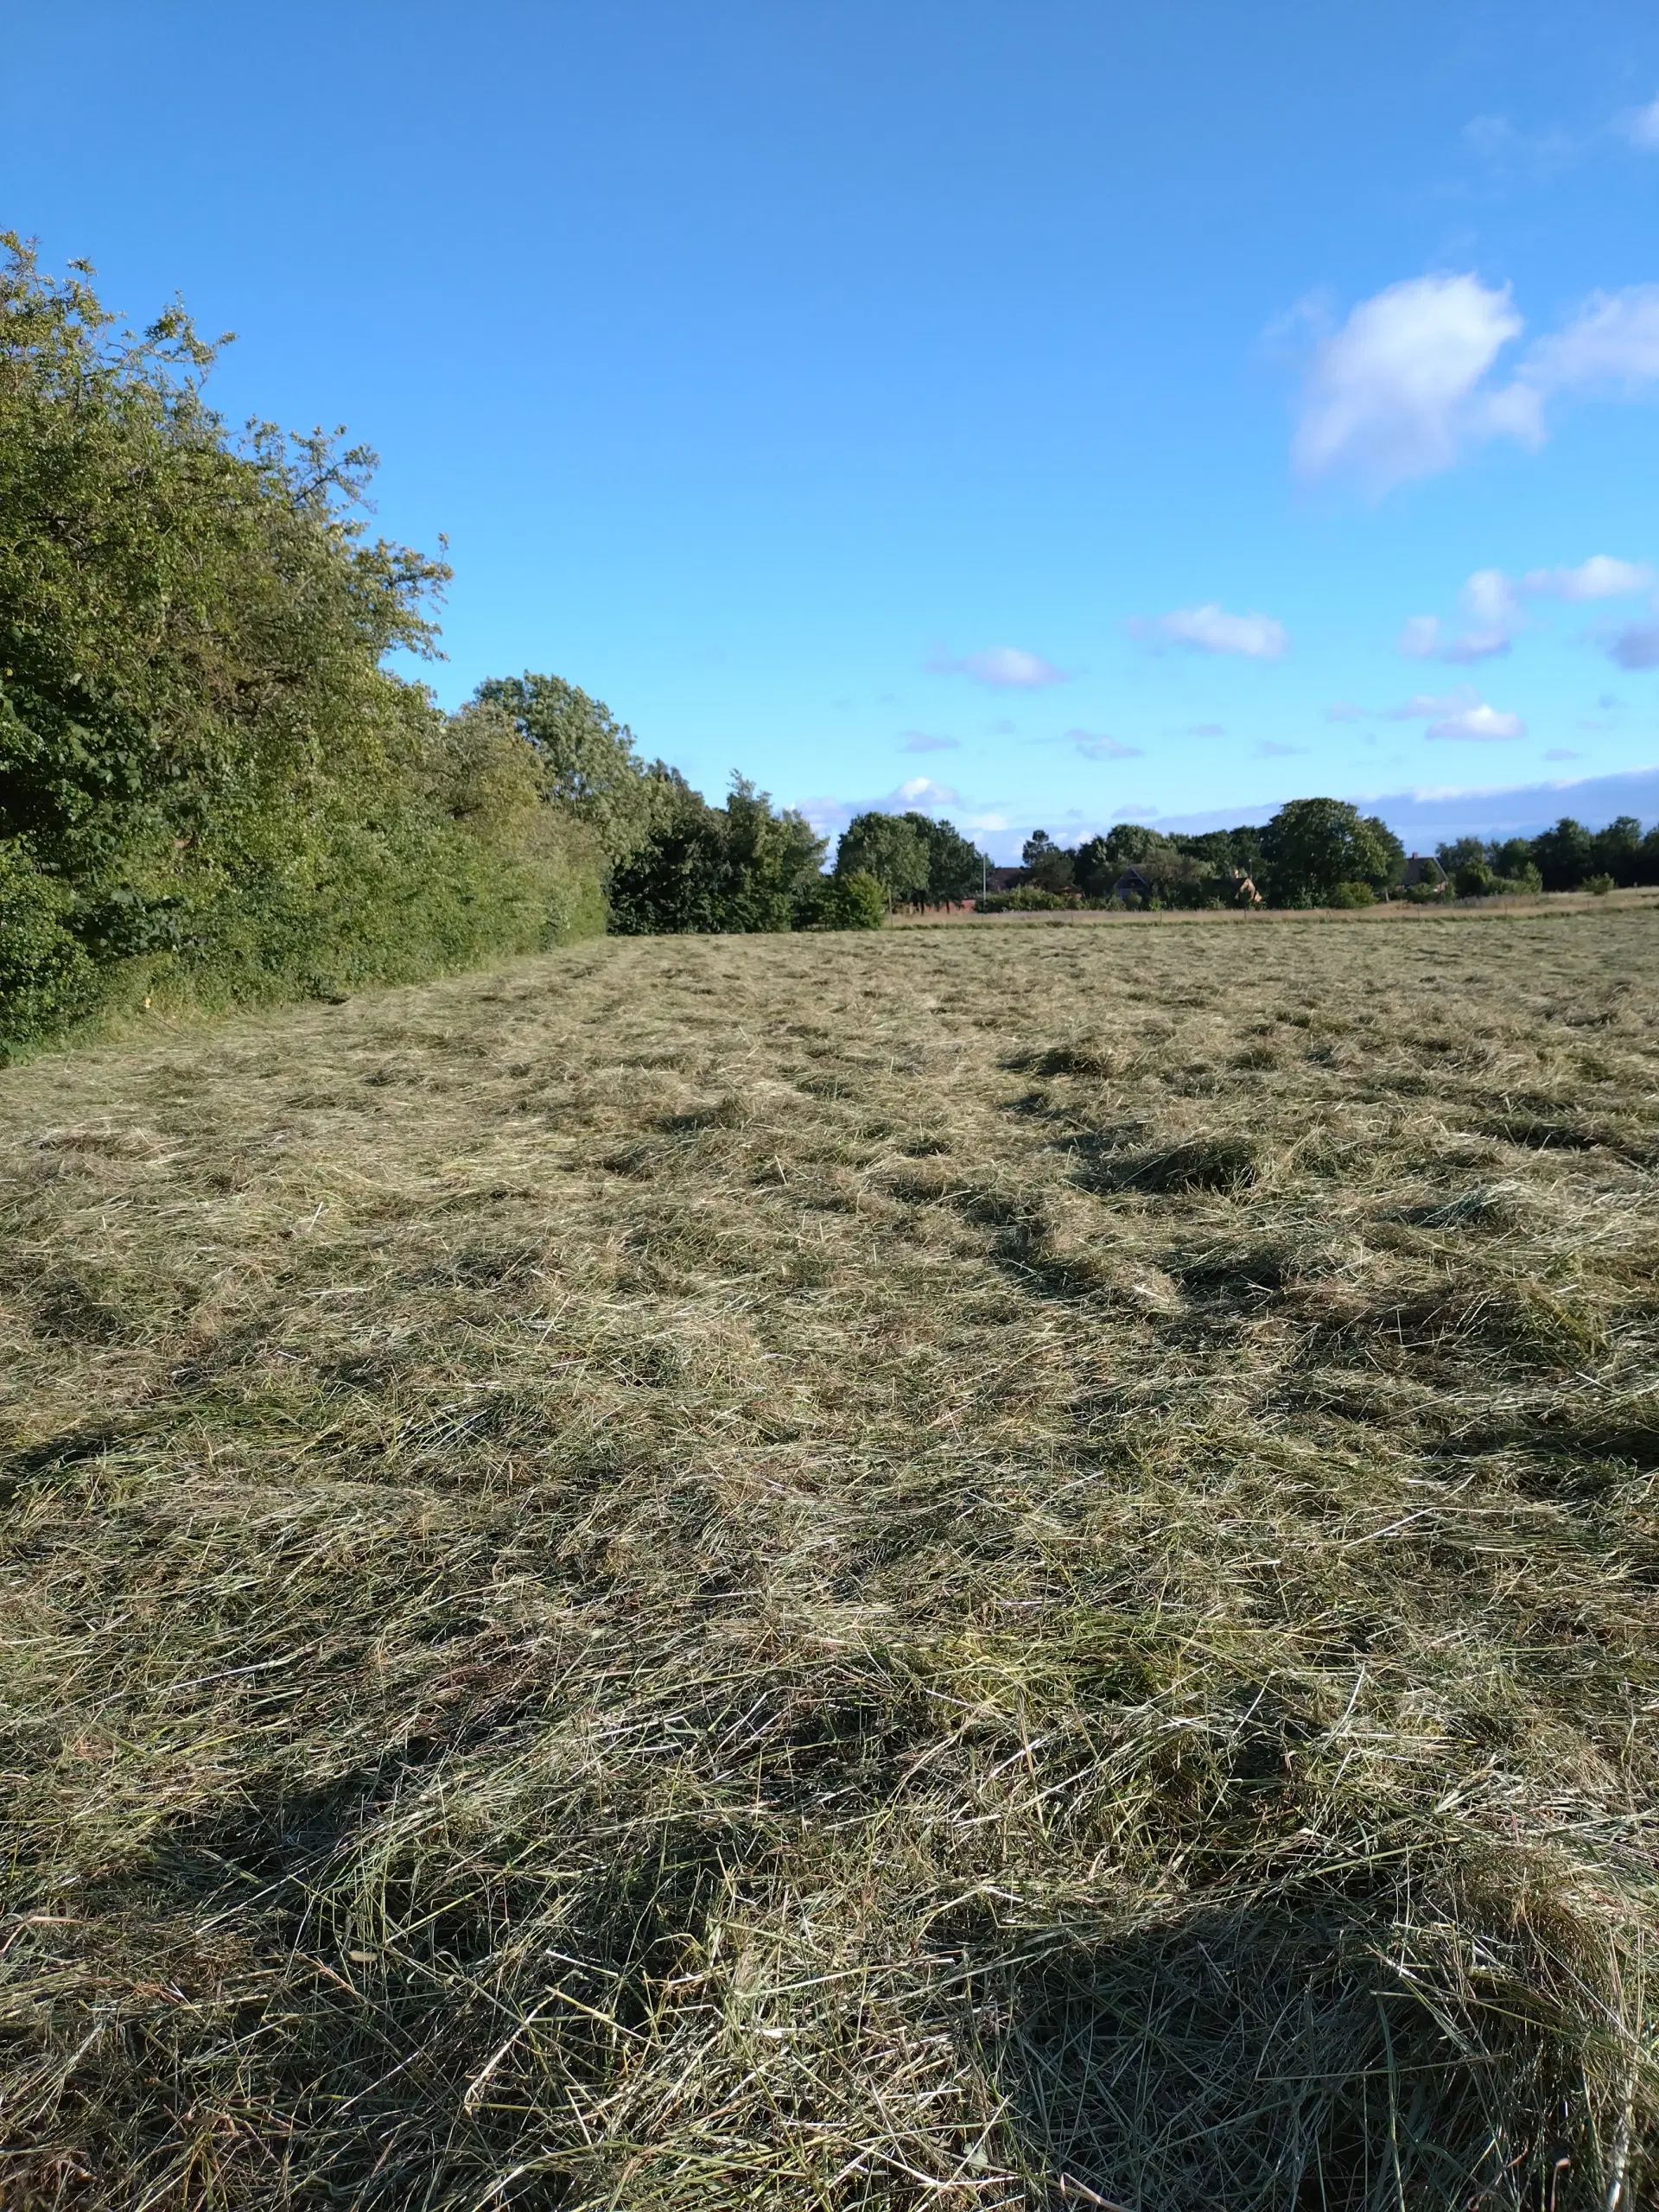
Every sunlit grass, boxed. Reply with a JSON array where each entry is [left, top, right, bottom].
[[3, 906, 1658, 2208]]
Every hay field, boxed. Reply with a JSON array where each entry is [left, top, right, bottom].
[[4, 908, 1659, 2209]]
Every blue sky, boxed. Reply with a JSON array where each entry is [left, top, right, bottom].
[[6, 0, 1659, 857]]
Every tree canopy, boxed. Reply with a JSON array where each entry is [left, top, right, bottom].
[[835, 811, 931, 906], [1258, 799, 1403, 906], [833, 810, 988, 906], [607, 773, 827, 934]]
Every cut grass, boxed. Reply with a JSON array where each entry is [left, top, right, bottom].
[[3, 908, 1659, 2209]]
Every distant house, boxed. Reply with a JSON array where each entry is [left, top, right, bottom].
[[1114, 865, 1155, 901], [984, 866, 1031, 893], [1402, 854, 1447, 892]]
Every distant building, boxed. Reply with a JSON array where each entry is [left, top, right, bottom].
[[984, 867, 1031, 893], [1402, 854, 1447, 892]]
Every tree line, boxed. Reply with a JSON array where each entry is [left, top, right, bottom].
[[1435, 817, 1659, 897], [3, 238, 1651, 1054], [835, 801, 1659, 912]]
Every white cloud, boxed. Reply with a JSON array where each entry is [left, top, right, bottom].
[[1185, 721, 1224, 736], [1620, 95, 1659, 150], [1325, 701, 1365, 723], [1545, 747, 1583, 761], [1069, 729, 1144, 760], [1521, 554, 1654, 600], [1287, 273, 1659, 490], [899, 730, 958, 753], [1131, 602, 1287, 658], [1256, 741, 1307, 756], [1292, 273, 1527, 490], [893, 776, 959, 808], [1426, 702, 1526, 742], [963, 810, 1009, 833], [930, 645, 1066, 689]]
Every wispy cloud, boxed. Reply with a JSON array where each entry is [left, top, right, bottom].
[[1521, 555, 1654, 600], [1129, 603, 1287, 658], [1255, 741, 1306, 757], [1399, 568, 1518, 663], [1618, 94, 1659, 150], [1462, 113, 1575, 171], [1399, 556, 1652, 666], [1386, 687, 1479, 721], [1518, 287, 1659, 404], [1545, 747, 1583, 761], [1185, 721, 1224, 737], [1606, 616, 1659, 671], [1325, 701, 1366, 723], [1383, 683, 1526, 742], [899, 730, 958, 753], [929, 645, 1067, 689], [1069, 728, 1144, 760], [796, 776, 971, 842]]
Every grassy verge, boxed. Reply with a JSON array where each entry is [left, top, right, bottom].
[[3, 909, 1658, 2208]]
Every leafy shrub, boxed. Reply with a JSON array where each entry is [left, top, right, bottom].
[[803, 868, 886, 930], [1585, 873, 1616, 897], [0, 838, 96, 1049], [976, 887, 1074, 912], [1329, 880, 1375, 908]]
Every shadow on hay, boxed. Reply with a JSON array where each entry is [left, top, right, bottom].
[[18, 1770, 776, 2209], [956, 1900, 1599, 2212]]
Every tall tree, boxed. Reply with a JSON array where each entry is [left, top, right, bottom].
[[1260, 799, 1401, 906], [836, 811, 931, 905], [1021, 830, 1075, 892], [607, 772, 825, 934], [1531, 817, 1595, 892], [1591, 814, 1643, 885], [904, 812, 987, 902], [468, 673, 653, 868]]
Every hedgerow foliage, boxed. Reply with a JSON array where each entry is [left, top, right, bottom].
[[0, 237, 604, 1051]]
